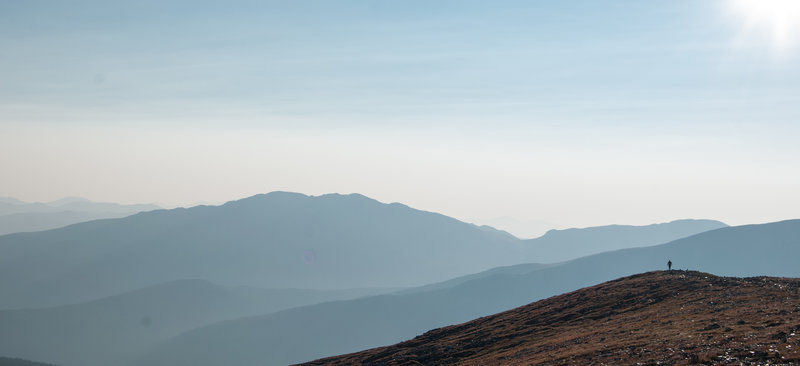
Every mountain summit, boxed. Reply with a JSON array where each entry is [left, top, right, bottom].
[[0, 192, 521, 308]]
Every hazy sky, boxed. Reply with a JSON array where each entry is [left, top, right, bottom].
[[2, 0, 799, 237]]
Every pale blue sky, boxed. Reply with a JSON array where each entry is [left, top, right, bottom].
[[1, 0, 799, 236]]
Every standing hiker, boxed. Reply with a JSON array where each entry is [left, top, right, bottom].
[[668, 260, 672, 271]]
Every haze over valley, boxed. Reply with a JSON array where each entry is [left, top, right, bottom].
[[2, 0, 798, 365]]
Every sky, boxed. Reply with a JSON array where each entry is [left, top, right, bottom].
[[1, 0, 799, 237]]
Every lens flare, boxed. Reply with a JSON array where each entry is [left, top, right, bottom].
[[730, 0, 800, 50]]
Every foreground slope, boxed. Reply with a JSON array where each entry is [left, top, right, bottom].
[[307, 271, 800, 365], [0, 281, 392, 366], [134, 220, 800, 366]]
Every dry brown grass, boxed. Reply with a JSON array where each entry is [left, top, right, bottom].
[[300, 271, 800, 365]]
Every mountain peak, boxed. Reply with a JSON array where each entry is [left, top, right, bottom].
[[233, 191, 380, 205], [244, 191, 309, 201]]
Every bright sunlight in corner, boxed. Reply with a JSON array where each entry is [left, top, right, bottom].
[[730, 0, 800, 50]]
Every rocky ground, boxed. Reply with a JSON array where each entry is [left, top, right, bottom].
[[302, 271, 800, 365]]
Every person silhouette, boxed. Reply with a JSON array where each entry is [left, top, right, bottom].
[[668, 260, 672, 271]]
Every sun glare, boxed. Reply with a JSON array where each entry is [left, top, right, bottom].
[[730, 0, 800, 50]]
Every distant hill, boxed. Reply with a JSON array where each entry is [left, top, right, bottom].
[[0, 280, 394, 366], [522, 219, 727, 263], [394, 262, 556, 295], [0, 197, 28, 205], [0, 197, 159, 216], [305, 271, 800, 365], [0, 192, 723, 309], [0, 211, 124, 236], [0, 357, 57, 366], [133, 220, 800, 366], [0, 198, 159, 235]]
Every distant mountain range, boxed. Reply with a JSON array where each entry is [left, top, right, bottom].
[[522, 219, 727, 263], [0, 192, 721, 310], [304, 270, 800, 365], [0, 191, 736, 365], [0, 192, 518, 309], [0, 197, 160, 235], [132, 220, 800, 366]]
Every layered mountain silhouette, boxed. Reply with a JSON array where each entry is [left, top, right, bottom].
[[0, 192, 519, 309], [0, 281, 392, 366], [132, 220, 800, 366], [0, 192, 720, 309], [305, 271, 800, 365], [0, 197, 159, 235], [0, 192, 736, 366]]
